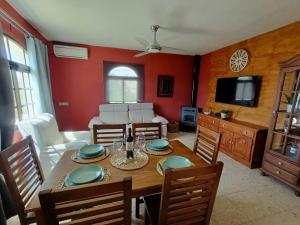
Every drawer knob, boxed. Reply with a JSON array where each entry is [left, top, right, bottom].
[[278, 162, 282, 166], [276, 171, 280, 174]]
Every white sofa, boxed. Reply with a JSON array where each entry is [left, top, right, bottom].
[[18, 113, 91, 176], [88, 103, 168, 138]]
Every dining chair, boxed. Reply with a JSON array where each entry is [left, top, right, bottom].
[[93, 124, 126, 146], [193, 125, 221, 164], [39, 177, 132, 225], [0, 136, 44, 225], [132, 122, 161, 141], [132, 122, 161, 218], [143, 162, 224, 225]]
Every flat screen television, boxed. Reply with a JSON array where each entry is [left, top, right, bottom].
[[215, 76, 260, 107]]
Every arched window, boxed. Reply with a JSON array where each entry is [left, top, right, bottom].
[[104, 62, 144, 103], [108, 67, 138, 78]]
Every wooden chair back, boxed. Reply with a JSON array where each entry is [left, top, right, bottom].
[[193, 126, 221, 164], [0, 136, 44, 225], [93, 124, 126, 146], [131, 122, 162, 219], [132, 123, 161, 140], [159, 162, 224, 225], [39, 177, 132, 225]]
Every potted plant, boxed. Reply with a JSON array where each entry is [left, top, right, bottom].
[[284, 93, 293, 112], [220, 109, 230, 119]]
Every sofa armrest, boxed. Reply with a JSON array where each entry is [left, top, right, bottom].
[[152, 115, 169, 125], [17, 120, 44, 152], [88, 116, 104, 129]]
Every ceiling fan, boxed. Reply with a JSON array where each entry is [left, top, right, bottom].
[[134, 25, 190, 57]]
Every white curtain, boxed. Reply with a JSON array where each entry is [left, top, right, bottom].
[[26, 36, 55, 114], [0, 23, 15, 150]]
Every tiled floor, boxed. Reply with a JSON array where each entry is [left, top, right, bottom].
[[135, 132, 300, 225], [8, 132, 300, 225]]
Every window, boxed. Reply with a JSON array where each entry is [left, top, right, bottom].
[[235, 76, 255, 101], [3, 35, 35, 121], [104, 62, 144, 103]]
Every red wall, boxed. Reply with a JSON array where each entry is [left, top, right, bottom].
[[49, 44, 194, 130], [196, 54, 210, 108], [1, 1, 195, 131]]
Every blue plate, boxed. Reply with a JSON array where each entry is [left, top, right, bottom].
[[146, 144, 169, 151], [149, 139, 169, 149], [68, 165, 103, 185], [79, 144, 104, 157], [64, 171, 104, 187], [162, 156, 192, 169], [77, 150, 104, 159]]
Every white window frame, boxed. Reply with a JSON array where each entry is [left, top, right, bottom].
[[104, 63, 144, 103], [107, 76, 139, 103], [3, 35, 35, 121]]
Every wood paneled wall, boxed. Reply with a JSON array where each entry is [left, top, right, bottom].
[[203, 21, 300, 127]]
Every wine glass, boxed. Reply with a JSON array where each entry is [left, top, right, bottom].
[[113, 138, 123, 153], [136, 133, 146, 152]]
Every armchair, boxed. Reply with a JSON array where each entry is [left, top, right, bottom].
[[17, 113, 91, 176]]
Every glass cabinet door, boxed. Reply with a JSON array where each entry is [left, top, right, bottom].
[[269, 70, 300, 162]]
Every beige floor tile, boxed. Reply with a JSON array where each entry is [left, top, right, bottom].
[[244, 210, 300, 225]]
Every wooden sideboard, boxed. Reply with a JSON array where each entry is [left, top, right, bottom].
[[198, 113, 268, 168]]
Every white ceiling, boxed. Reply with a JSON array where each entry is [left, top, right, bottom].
[[7, 0, 300, 55]]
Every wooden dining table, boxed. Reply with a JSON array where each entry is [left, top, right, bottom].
[[28, 140, 208, 224]]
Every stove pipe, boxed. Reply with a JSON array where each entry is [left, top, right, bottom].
[[191, 55, 201, 107]]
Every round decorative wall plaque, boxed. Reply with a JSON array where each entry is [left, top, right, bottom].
[[229, 49, 249, 72]]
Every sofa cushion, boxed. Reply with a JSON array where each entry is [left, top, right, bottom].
[[101, 112, 129, 124], [128, 103, 153, 110], [128, 103, 154, 123], [99, 104, 129, 124], [99, 104, 128, 112], [129, 110, 154, 123]]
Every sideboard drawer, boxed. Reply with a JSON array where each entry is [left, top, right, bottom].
[[220, 121, 254, 138], [263, 161, 299, 185], [241, 129, 255, 138], [200, 121, 218, 132], [198, 115, 219, 132], [219, 121, 234, 132], [199, 115, 219, 125], [264, 153, 300, 176]]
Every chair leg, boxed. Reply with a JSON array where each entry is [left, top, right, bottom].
[[135, 197, 140, 218], [145, 207, 150, 225]]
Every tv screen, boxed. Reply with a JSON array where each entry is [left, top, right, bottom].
[[215, 76, 260, 107]]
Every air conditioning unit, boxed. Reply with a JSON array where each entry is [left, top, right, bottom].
[[53, 45, 88, 60]]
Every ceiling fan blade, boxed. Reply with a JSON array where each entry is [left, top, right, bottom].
[[136, 38, 150, 47], [134, 51, 151, 57], [161, 46, 191, 54]]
